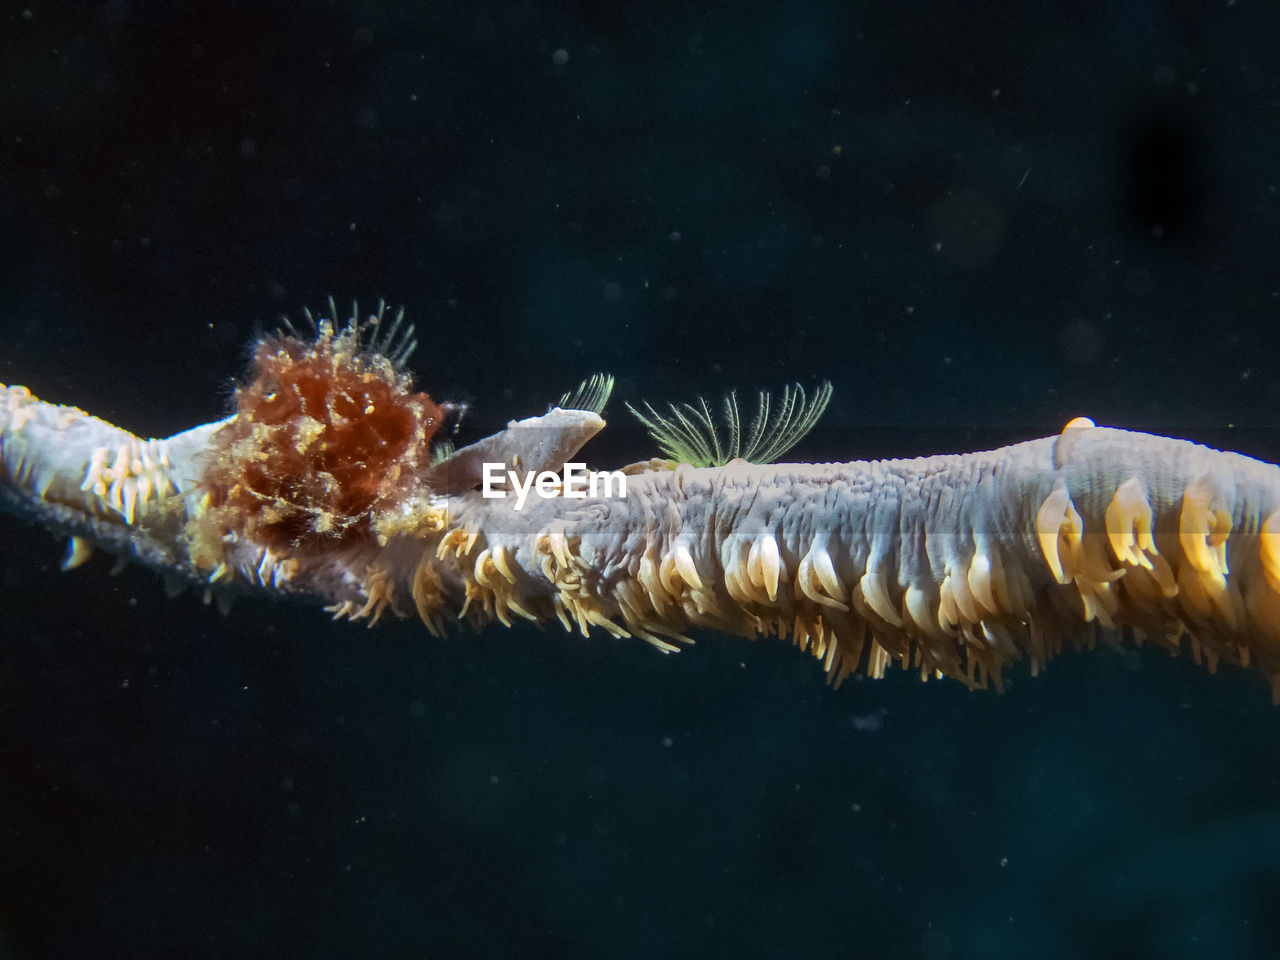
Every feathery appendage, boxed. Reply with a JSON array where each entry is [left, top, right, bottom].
[[558, 373, 616, 415], [627, 381, 833, 466]]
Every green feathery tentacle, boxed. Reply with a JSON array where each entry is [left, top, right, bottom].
[[558, 373, 616, 415], [627, 381, 833, 467]]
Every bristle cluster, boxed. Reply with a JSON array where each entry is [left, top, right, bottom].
[[79, 436, 178, 525], [1037, 465, 1280, 699], [189, 306, 444, 570]]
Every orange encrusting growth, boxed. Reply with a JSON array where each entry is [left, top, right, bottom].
[[188, 313, 442, 570]]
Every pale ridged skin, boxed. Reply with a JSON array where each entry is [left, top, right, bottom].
[[0, 384, 223, 577], [6, 380, 1280, 700]]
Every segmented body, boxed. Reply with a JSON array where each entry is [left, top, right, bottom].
[[6, 378, 1280, 700]]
